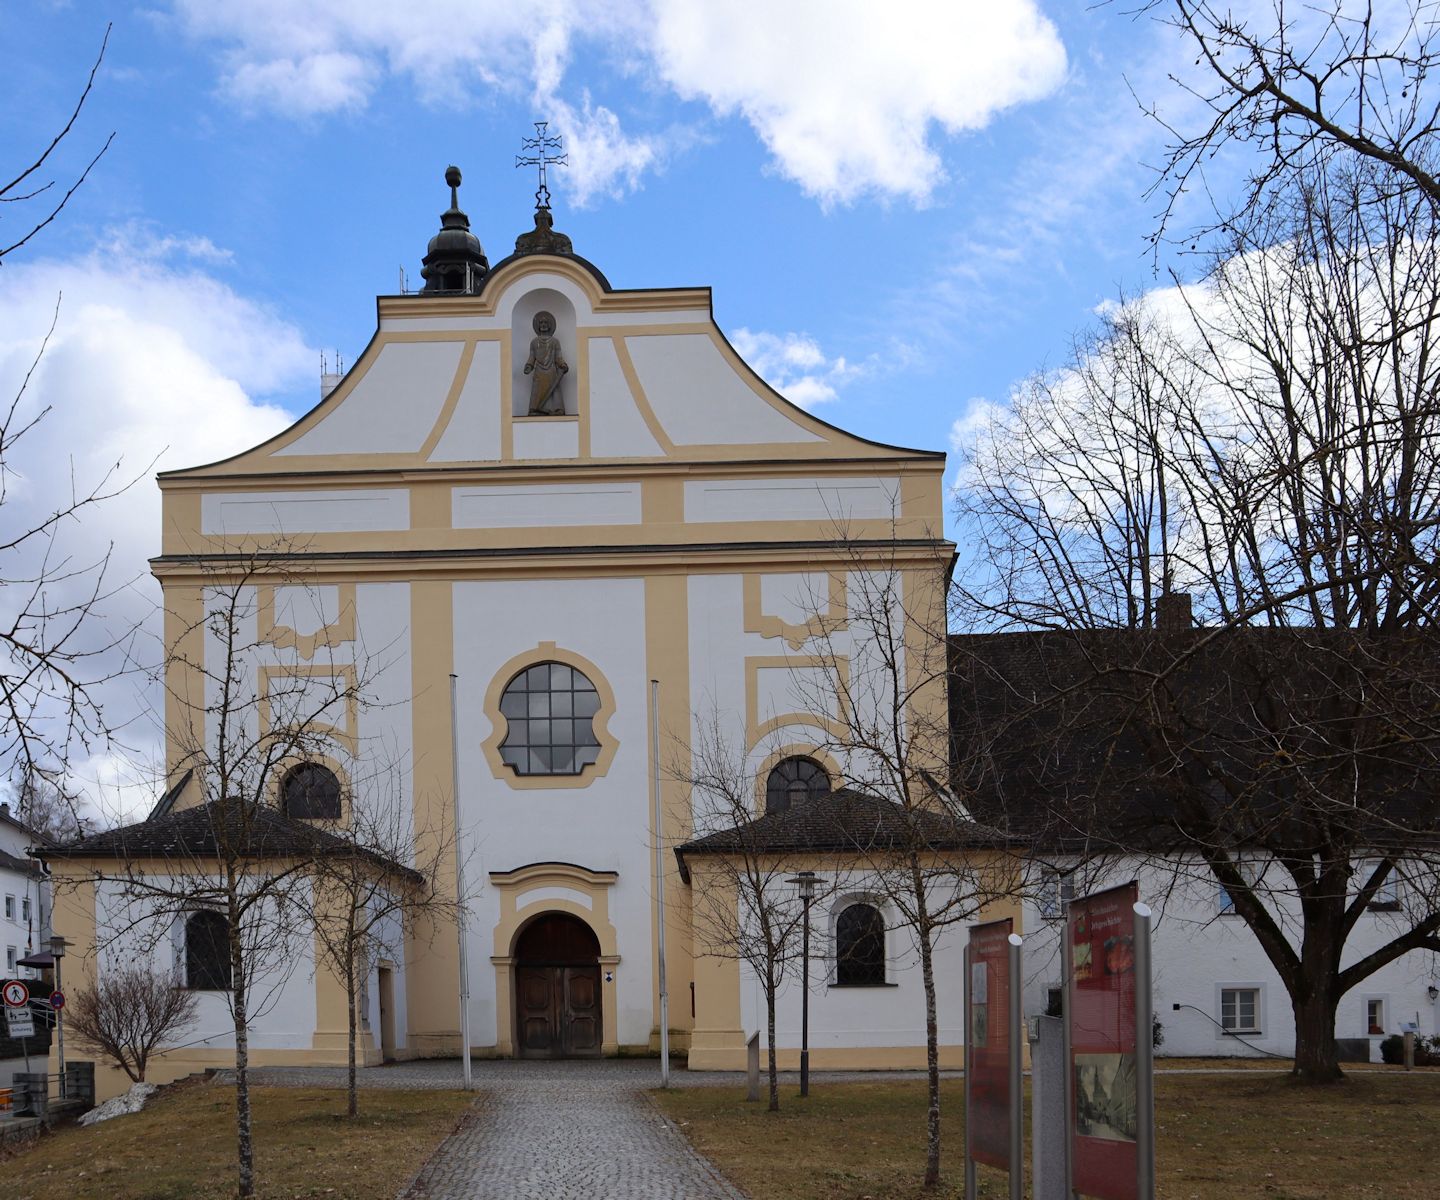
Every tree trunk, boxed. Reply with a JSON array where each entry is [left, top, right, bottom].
[[1290, 984, 1344, 1084], [231, 946, 254, 1198], [765, 970, 780, 1112], [912, 863, 941, 1188], [346, 950, 359, 1117]]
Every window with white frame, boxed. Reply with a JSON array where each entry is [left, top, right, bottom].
[[1038, 869, 1076, 920], [5, 946, 15, 972], [1217, 882, 1236, 914], [20, 897, 30, 923], [1366, 997, 1386, 1036], [3, 895, 13, 921], [1365, 863, 1401, 912], [1220, 987, 1261, 1033]]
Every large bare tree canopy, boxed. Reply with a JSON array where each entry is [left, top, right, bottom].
[[1149, 1, 1440, 240], [954, 151, 1440, 1082]]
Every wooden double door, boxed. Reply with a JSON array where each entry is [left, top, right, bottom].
[[514, 913, 603, 1059]]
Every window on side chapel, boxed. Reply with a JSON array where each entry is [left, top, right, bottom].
[[185, 910, 232, 991], [835, 902, 887, 986], [764, 755, 832, 815], [281, 762, 342, 820], [499, 662, 601, 776]]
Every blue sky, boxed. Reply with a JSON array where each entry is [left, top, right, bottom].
[[0, 1, 1225, 809]]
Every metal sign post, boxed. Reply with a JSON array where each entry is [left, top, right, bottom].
[[1133, 903, 1156, 1200], [963, 940, 975, 1200], [651, 679, 669, 1088], [1008, 933, 1024, 1200]]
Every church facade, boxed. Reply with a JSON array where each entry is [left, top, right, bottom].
[[45, 176, 996, 1098]]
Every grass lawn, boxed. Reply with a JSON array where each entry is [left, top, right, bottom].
[[654, 1071, 1440, 1199], [1, 1080, 474, 1200]]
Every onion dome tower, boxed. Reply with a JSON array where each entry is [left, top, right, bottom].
[[420, 166, 489, 294]]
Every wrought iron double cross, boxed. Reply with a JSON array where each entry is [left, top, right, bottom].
[[516, 121, 567, 209]]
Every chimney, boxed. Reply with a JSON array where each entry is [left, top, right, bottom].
[[1156, 592, 1193, 632]]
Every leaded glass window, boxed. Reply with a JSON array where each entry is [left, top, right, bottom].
[[498, 662, 601, 776], [764, 755, 831, 814]]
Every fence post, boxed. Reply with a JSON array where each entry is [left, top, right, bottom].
[[65, 1061, 95, 1107], [13, 1071, 48, 1120]]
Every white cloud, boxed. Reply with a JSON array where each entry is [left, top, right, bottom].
[[0, 240, 310, 818], [167, 0, 1066, 207], [649, 0, 1066, 205], [731, 327, 860, 408]]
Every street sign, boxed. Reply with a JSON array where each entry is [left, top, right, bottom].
[[2, 980, 29, 1008], [49, 990, 65, 1011], [5, 1007, 34, 1038]]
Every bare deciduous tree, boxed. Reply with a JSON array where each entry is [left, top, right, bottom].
[[954, 156, 1440, 1083], [300, 778, 459, 1118], [67, 963, 197, 1083], [675, 714, 820, 1112], [1143, 0, 1440, 244]]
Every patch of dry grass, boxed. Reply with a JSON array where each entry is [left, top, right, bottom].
[[654, 1071, 1440, 1199], [2, 1079, 474, 1200]]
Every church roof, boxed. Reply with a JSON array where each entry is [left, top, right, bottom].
[[39, 799, 421, 882], [674, 787, 1014, 881]]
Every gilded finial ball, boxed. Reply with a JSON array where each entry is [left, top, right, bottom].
[[445, 165, 462, 188]]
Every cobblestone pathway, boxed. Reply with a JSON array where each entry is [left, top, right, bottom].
[[398, 1061, 743, 1200]]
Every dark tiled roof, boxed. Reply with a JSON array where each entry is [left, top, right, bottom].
[[675, 788, 1015, 879], [0, 846, 42, 877], [40, 800, 420, 881], [947, 628, 1440, 854]]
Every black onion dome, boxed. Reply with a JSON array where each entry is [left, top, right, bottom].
[[420, 165, 489, 295]]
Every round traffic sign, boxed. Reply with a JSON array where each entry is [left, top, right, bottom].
[[48, 990, 64, 1011], [2, 980, 29, 1008]]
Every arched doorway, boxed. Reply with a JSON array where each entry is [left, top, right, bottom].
[[514, 912, 602, 1058]]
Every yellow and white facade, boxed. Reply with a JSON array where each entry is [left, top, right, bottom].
[[50, 202, 998, 1094]]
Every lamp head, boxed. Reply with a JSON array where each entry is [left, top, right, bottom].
[[47, 934, 68, 958], [786, 870, 820, 901]]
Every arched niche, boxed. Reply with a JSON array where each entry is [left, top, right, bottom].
[[510, 287, 578, 418]]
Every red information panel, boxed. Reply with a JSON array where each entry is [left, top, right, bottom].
[[1069, 882, 1140, 1200], [967, 917, 1013, 1171]]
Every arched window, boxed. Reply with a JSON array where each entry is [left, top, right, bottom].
[[498, 662, 601, 776], [185, 910, 231, 991], [835, 902, 886, 986], [280, 762, 342, 820], [764, 755, 831, 814]]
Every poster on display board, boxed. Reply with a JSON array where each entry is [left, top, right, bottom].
[[964, 918, 1023, 1200], [1066, 881, 1150, 1200], [966, 918, 1013, 1170]]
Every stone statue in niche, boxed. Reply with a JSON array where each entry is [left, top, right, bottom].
[[524, 311, 569, 415]]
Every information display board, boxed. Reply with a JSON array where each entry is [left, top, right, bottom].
[[966, 918, 1014, 1171], [1066, 882, 1143, 1200]]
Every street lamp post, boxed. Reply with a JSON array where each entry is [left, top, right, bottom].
[[786, 871, 819, 1098], [48, 935, 67, 1099]]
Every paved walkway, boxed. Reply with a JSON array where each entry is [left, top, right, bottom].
[[398, 1062, 744, 1200]]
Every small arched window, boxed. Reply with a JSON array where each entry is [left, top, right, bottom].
[[764, 755, 831, 815], [499, 662, 601, 776], [281, 762, 342, 820], [835, 902, 886, 986], [185, 910, 231, 991]]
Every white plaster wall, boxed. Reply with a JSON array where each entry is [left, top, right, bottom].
[[452, 482, 641, 529], [513, 419, 580, 460], [738, 873, 966, 1052], [451, 576, 655, 1048], [1019, 859, 1440, 1060], [278, 341, 463, 456], [627, 334, 824, 446], [587, 337, 664, 458], [685, 477, 900, 524], [93, 877, 318, 1052], [201, 488, 409, 535], [428, 341, 502, 462]]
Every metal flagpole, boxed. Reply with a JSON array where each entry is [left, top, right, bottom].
[[1008, 933, 1024, 1200], [1134, 902, 1156, 1200], [651, 679, 670, 1087], [1062, 905, 1076, 1200], [450, 674, 472, 1091]]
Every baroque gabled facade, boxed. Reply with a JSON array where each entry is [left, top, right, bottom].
[[46, 178, 1002, 1099]]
